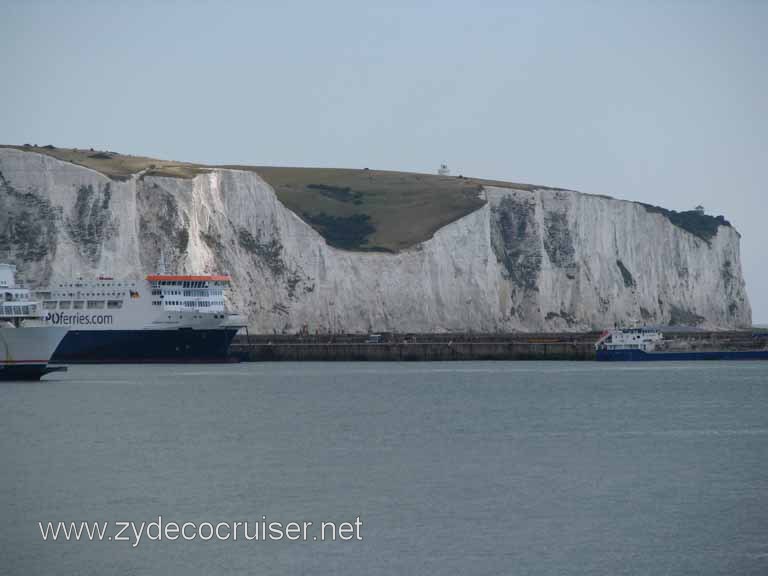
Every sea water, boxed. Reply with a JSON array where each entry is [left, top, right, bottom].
[[1, 362, 767, 575]]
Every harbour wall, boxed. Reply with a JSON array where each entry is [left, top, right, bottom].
[[231, 333, 600, 361], [229, 331, 768, 362]]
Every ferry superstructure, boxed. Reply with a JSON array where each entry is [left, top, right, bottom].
[[34, 274, 246, 363], [595, 328, 768, 361], [1, 264, 69, 380]]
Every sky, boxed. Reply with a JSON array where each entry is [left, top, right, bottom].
[[1, 1, 766, 322]]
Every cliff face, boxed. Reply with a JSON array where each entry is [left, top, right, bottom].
[[0, 148, 751, 332]]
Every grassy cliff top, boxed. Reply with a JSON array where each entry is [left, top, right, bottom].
[[0, 144, 732, 251], [1, 144, 534, 251], [0, 144, 207, 180]]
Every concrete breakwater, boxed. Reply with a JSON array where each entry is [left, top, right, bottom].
[[229, 331, 768, 362], [230, 333, 600, 361]]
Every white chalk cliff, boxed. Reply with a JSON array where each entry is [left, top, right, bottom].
[[0, 148, 751, 332]]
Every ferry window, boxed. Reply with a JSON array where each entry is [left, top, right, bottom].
[[43, 300, 57, 309], [59, 301, 71, 309], [73, 301, 84, 309], [107, 300, 123, 309], [87, 300, 105, 309]]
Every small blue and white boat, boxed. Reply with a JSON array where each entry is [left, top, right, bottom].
[[595, 328, 768, 361]]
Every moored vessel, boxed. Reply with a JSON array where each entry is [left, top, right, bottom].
[[1, 264, 69, 380], [34, 273, 246, 363], [595, 328, 768, 361]]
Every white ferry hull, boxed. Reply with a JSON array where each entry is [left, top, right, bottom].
[[0, 326, 70, 380]]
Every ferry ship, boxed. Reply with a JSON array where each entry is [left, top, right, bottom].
[[1, 264, 69, 380], [595, 328, 768, 361], [34, 273, 246, 363]]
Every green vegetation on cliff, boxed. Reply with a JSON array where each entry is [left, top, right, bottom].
[[639, 203, 731, 243], [250, 166, 486, 251]]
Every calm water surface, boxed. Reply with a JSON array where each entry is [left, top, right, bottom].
[[2, 362, 767, 575]]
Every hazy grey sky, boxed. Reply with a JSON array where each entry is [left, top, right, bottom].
[[2, 1, 766, 321]]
